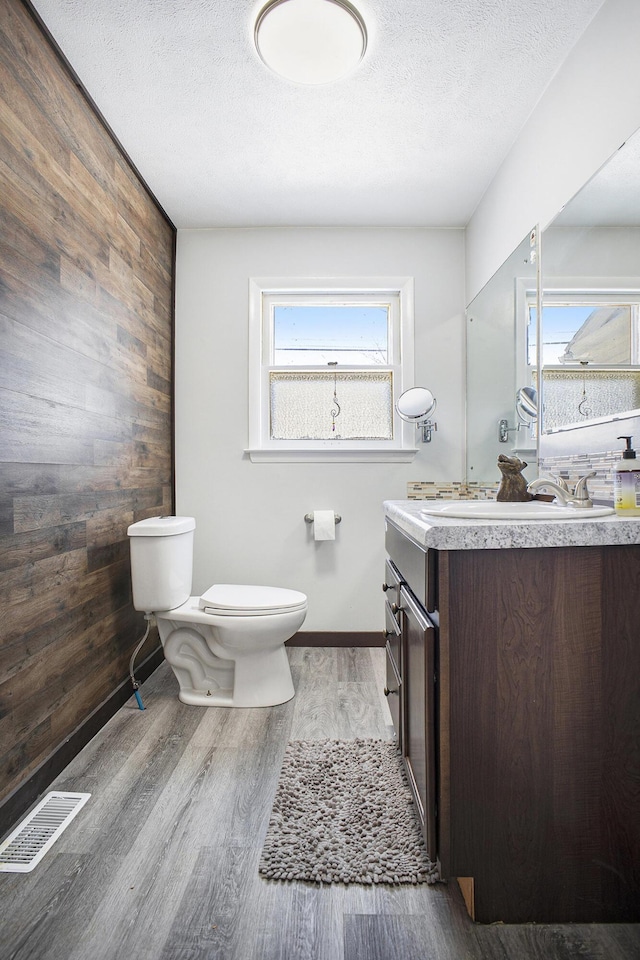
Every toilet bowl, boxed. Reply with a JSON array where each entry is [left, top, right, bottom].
[[127, 517, 307, 707]]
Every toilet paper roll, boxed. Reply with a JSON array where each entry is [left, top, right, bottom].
[[313, 510, 336, 541]]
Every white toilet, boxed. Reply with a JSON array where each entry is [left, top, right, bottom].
[[127, 516, 307, 707]]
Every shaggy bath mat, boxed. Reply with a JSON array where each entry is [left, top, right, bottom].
[[259, 738, 439, 885]]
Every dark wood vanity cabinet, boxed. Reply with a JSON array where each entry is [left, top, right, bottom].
[[384, 516, 640, 925]]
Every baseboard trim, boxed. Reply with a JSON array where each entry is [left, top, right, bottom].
[[0, 645, 164, 840], [287, 631, 384, 647]]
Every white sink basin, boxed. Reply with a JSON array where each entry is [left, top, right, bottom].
[[420, 500, 615, 520]]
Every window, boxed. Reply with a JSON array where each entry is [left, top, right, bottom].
[[248, 277, 416, 461]]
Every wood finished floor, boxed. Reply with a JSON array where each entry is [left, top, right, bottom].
[[0, 647, 638, 960]]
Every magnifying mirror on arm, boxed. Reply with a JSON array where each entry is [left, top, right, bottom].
[[516, 385, 538, 425], [396, 387, 438, 442], [498, 386, 538, 442]]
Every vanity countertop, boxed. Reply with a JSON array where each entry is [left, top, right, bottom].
[[384, 499, 640, 550]]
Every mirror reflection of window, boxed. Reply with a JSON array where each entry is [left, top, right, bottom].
[[527, 303, 538, 367], [541, 302, 635, 365], [542, 369, 640, 431], [533, 293, 640, 433]]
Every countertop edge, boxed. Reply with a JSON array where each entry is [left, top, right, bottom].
[[383, 500, 640, 550]]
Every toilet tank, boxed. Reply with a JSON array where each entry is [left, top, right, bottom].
[[127, 516, 195, 612]]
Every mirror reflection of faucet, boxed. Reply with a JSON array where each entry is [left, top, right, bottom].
[[527, 471, 596, 508]]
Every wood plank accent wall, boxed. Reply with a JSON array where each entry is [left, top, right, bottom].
[[0, 0, 175, 824]]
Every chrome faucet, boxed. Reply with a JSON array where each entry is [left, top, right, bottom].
[[527, 472, 596, 508]]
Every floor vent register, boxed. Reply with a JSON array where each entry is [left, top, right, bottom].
[[0, 792, 91, 873]]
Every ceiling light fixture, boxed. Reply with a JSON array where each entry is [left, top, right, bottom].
[[255, 0, 367, 85]]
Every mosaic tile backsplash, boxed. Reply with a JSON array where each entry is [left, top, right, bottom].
[[409, 451, 620, 504], [538, 450, 619, 504], [407, 481, 498, 500]]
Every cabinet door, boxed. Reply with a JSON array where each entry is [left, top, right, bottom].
[[401, 585, 437, 862], [384, 640, 403, 749]]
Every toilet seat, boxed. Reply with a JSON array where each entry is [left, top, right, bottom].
[[198, 583, 307, 617]]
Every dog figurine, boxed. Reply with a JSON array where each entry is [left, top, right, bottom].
[[496, 454, 533, 502]]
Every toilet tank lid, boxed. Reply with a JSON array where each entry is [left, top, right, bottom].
[[127, 516, 195, 537]]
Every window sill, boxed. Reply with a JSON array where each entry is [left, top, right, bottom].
[[245, 448, 419, 463]]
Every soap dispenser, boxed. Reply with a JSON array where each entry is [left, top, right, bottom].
[[613, 436, 640, 516]]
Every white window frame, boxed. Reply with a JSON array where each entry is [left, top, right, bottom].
[[247, 276, 417, 462]]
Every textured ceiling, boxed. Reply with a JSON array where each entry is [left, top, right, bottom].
[[29, 0, 606, 229]]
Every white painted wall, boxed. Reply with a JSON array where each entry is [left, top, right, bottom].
[[175, 228, 464, 632], [174, 0, 640, 634], [466, 0, 640, 304]]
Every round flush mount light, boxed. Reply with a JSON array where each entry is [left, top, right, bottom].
[[255, 0, 367, 85]]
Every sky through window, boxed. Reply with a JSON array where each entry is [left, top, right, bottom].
[[273, 304, 389, 365]]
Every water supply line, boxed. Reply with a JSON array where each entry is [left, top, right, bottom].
[[129, 613, 154, 710]]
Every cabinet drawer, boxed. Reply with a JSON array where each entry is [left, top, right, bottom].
[[385, 519, 437, 613], [384, 643, 402, 746], [382, 558, 403, 611]]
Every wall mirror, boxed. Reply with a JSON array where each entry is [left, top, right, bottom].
[[465, 230, 539, 483], [540, 125, 640, 435]]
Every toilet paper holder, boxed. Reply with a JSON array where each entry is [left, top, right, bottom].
[[304, 513, 342, 524]]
